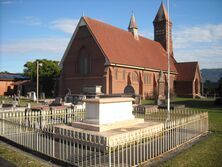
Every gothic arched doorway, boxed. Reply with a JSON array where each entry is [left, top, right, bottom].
[[124, 85, 135, 95]]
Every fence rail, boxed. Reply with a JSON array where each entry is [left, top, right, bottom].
[[0, 107, 208, 167], [0, 107, 85, 129]]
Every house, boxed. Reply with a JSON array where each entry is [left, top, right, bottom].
[[175, 62, 202, 97], [58, 2, 202, 98], [0, 72, 29, 96]]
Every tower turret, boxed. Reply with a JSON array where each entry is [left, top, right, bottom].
[[153, 2, 173, 56], [128, 13, 139, 40]]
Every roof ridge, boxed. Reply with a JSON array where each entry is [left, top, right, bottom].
[[176, 61, 198, 64], [83, 16, 130, 34], [78, 16, 177, 72], [84, 16, 159, 43]]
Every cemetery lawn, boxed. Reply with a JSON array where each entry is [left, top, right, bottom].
[[157, 98, 222, 167], [0, 142, 52, 167], [0, 96, 42, 107]]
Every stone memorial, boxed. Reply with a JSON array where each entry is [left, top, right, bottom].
[[54, 97, 164, 147], [157, 70, 166, 105]]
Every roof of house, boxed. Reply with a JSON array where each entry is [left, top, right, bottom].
[[83, 16, 177, 72], [0, 72, 29, 81], [11, 80, 31, 86], [175, 62, 199, 81]]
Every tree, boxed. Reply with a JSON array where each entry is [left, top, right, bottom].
[[218, 77, 222, 97], [24, 59, 61, 97]]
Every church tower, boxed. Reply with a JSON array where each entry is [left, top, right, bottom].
[[128, 13, 139, 40], [153, 2, 173, 57]]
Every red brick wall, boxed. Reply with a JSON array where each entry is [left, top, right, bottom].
[[107, 66, 176, 99], [58, 25, 177, 98], [174, 81, 193, 97], [59, 26, 106, 96], [0, 80, 14, 96], [175, 65, 202, 98]]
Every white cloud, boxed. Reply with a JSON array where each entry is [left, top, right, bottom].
[[139, 30, 153, 39], [10, 16, 42, 26], [173, 24, 222, 49], [50, 19, 79, 34], [0, 37, 70, 55], [172, 23, 222, 69], [0, 0, 13, 4]]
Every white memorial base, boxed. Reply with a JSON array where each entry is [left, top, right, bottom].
[[83, 97, 135, 125], [72, 97, 139, 132], [55, 97, 164, 147]]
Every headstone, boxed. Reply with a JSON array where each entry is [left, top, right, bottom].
[[82, 85, 102, 95], [54, 97, 63, 105], [27, 103, 31, 109], [40, 92, 45, 99], [17, 90, 21, 98], [31, 91, 37, 102]]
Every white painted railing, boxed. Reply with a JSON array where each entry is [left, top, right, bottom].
[[0, 108, 208, 166]]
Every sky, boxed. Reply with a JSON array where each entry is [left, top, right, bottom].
[[0, 0, 222, 73]]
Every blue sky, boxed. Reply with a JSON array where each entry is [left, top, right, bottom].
[[0, 0, 222, 72]]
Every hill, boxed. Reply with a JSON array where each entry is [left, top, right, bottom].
[[201, 68, 222, 82]]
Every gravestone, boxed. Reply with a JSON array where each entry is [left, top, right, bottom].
[[40, 92, 45, 99], [29, 91, 36, 102]]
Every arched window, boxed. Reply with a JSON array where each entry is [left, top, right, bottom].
[[78, 48, 90, 75], [115, 69, 118, 80], [144, 73, 152, 84], [132, 72, 138, 82], [122, 70, 126, 80]]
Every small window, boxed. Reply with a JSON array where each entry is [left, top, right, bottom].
[[122, 70, 126, 80], [144, 73, 152, 85], [132, 72, 138, 82], [115, 69, 118, 80], [78, 48, 90, 75]]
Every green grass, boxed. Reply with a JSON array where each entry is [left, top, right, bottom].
[[0, 96, 42, 107], [1, 97, 221, 166], [0, 142, 51, 167], [141, 99, 156, 105], [156, 98, 222, 167]]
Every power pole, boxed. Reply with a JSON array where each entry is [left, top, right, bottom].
[[37, 61, 39, 103], [167, 0, 171, 119]]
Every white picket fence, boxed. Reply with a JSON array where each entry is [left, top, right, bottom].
[[0, 107, 208, 166]]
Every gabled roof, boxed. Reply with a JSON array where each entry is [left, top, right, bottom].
[[153, 2, 169, 23], [11, 80, 31, 86], [175, 62, 199, 81], [82, 16, 177, 72]]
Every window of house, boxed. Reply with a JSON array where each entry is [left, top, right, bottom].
[[132, 72, 138, 82], [144, 73, 152, 84], [122, 70, 126, 80], [115, 69, 118, 80], [79, 48, 90, 75]]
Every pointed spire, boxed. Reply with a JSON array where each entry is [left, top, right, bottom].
[[153, 2, 169, 22], [128, 12, 138, 30], [128, 12, 139, 40]]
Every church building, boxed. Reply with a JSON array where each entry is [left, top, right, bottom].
[[58, 2, 202, 98]]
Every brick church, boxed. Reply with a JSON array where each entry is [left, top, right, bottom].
[[58, 2, 202, 98]]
